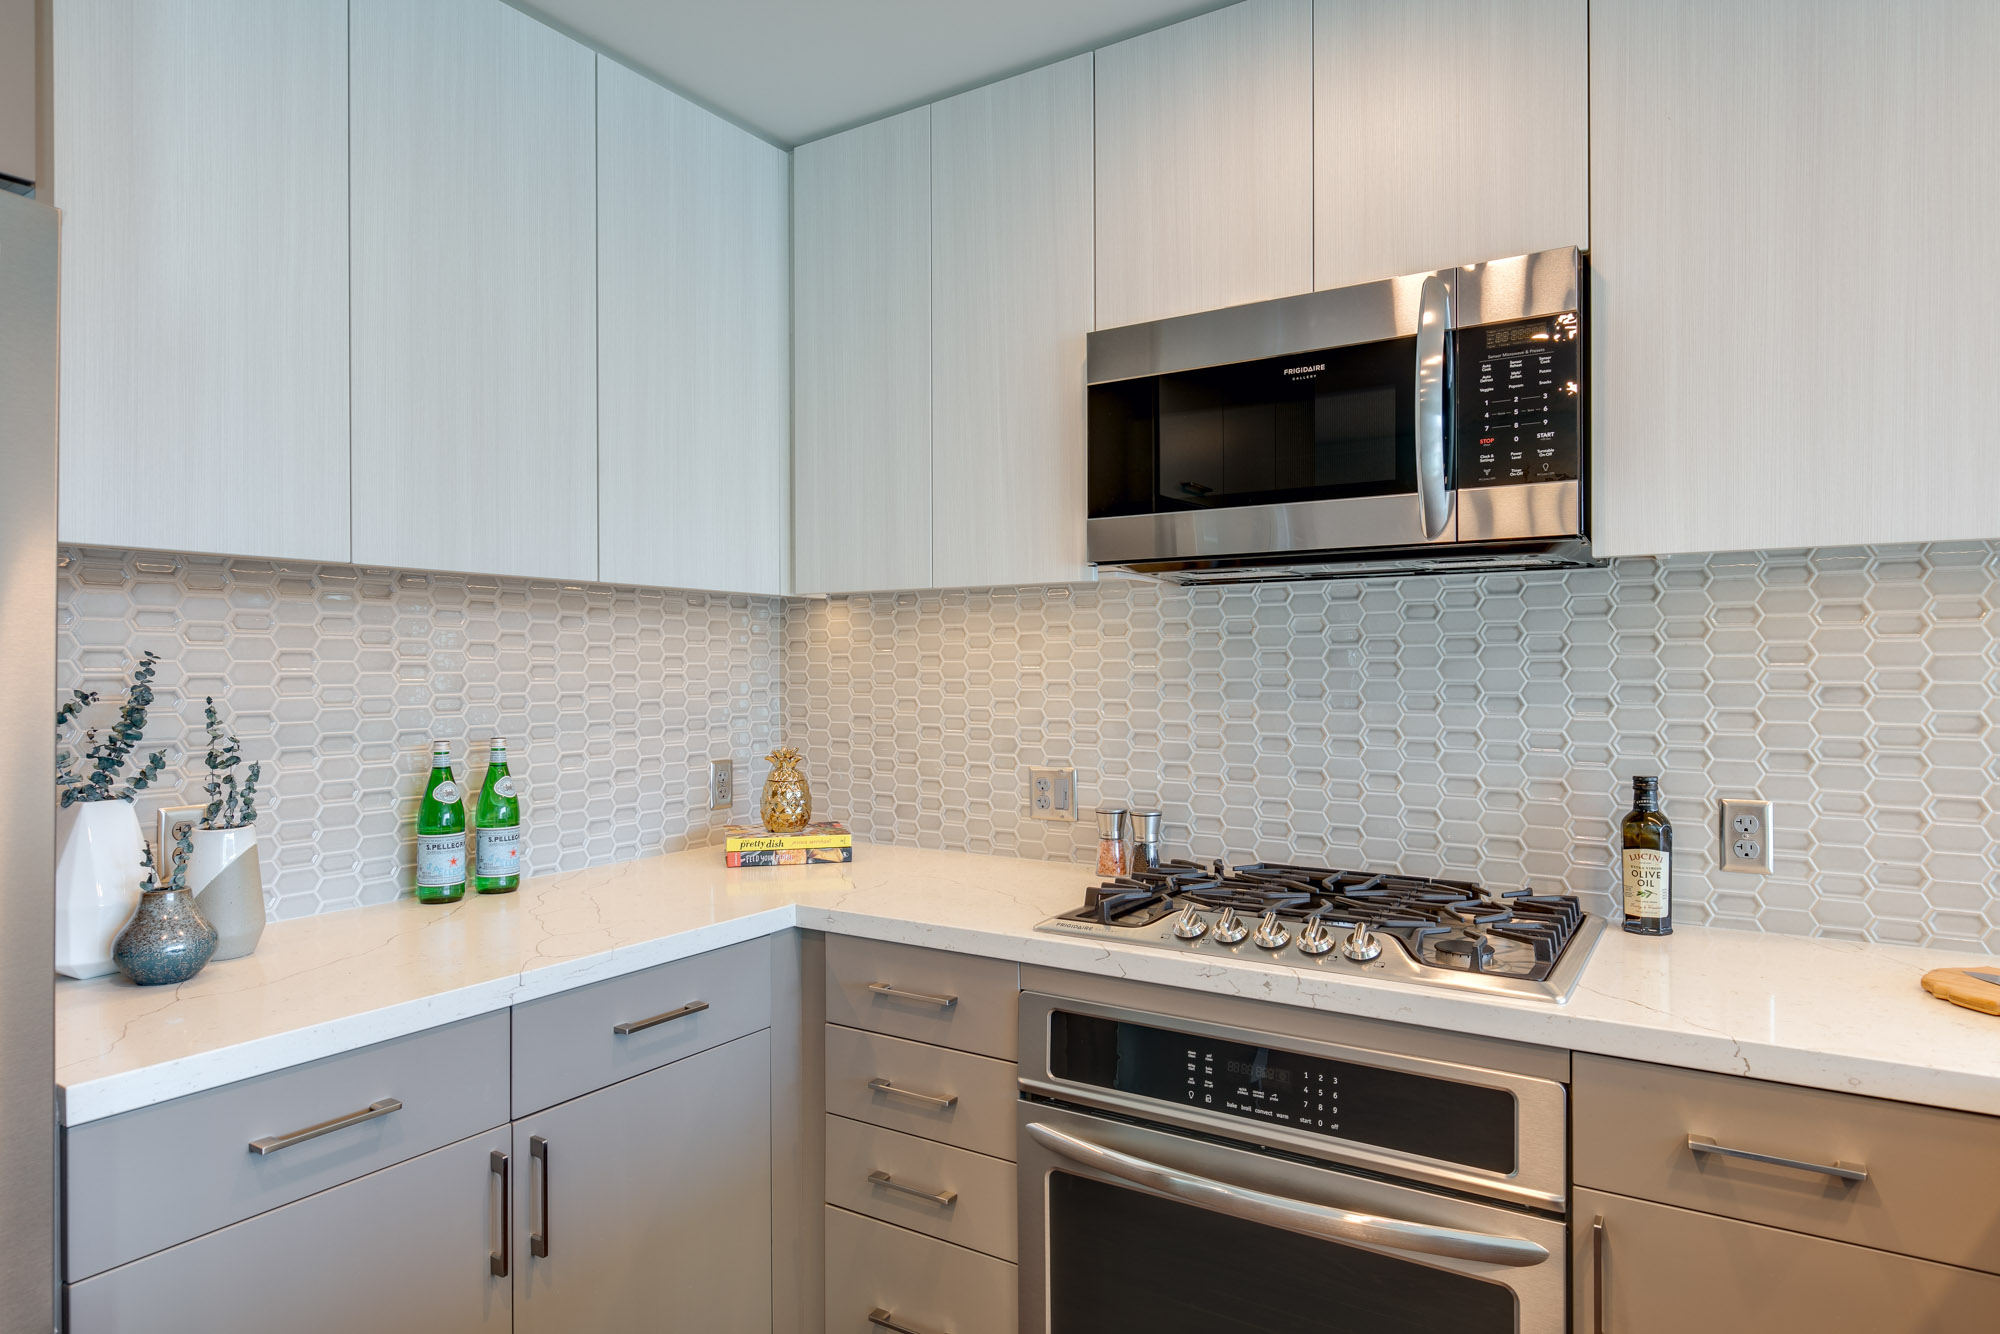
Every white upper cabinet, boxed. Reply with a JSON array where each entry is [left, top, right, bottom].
[[596, 57, 790, 596], [350, 0, 597, 582], [53, 0, 350, 562], [1093, 0, 1313, 329], [1589, 0, 2000, 558], [930, 56, 1095, 591], [792, 107, 933, 595], [1312, 0, 1587, 290]]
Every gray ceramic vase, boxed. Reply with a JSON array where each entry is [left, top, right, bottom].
[[112, 887, 219, 986]]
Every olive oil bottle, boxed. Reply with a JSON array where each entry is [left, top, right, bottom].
[[1620, 775, 1672, 935]]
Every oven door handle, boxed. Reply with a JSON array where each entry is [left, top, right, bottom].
[[1415, 272, 1454, 540], [1026, 1121, 1549, 1268]]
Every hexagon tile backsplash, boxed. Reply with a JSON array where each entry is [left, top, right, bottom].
[[58, 548, 783, 920], [786, 542, 2000, 951]]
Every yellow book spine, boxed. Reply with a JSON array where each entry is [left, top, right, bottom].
[[723, 833, 854, 853]]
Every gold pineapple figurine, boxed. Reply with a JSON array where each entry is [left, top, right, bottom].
[[760, 747, 812, 833]]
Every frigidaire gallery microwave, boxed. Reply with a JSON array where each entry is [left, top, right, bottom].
[[1085, 246, 1591, 584]]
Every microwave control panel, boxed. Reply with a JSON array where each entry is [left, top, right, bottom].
[[1453, 311, 1581, 489]]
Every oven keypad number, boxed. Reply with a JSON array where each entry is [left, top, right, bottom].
[[1186, 1049, 1337, 1132]]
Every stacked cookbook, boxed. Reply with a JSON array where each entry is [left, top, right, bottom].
[[722, 822, 853, 867]]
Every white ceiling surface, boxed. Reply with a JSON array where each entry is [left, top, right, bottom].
[[516, 0, 1236, 146]]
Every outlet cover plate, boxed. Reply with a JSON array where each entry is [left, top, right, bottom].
[[1028, 767, 1076, 822], [1719, 798, 1774, 874], [710, 759, 733, 811]]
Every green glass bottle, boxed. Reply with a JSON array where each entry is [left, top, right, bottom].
[[474, 737, 521, 894], [415, 740, 467, 904], [1620, 775, 1673, 935]]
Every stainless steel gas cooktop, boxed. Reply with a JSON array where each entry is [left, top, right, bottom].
[[1035, 860, 1605, 1003]]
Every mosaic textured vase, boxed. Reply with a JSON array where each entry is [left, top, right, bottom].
[[112, 887, 218, 986], [760, 748, 812, 833]]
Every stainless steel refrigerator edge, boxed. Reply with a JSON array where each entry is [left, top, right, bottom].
[[0, 188, 59, 1332]]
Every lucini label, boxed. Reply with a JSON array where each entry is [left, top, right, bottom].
[[1622, 848, 1668, 918], [477, 827, 521, 877], [417, 833, 467, 888]]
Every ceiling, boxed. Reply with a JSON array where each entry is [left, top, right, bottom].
[[514, 0, 1237, 147]]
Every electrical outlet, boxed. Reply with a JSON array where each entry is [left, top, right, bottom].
[[710, 759, 733, 811], [1028, 767, 1076, 822], [1718, 798, 1775, 873]]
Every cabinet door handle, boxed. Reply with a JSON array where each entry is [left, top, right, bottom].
[[529, 1135, 551, 1258], [613, 999, 709, 1035], [867, 981, 958, 1009], [248, 1097, 403, 1155], [868, 1308, 942, 1334], [867, 1078, 958, 1110], [867, 1170, 958, 1207], [1686, 1134, 1868, 1183], [489, 1151, 511, 1278], [1591, 1214, 1605, 1334]]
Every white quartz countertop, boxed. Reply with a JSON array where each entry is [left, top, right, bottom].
[[55, 843, 2000, 1125]]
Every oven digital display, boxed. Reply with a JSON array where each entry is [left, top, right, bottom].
[[1048, 1011, 1518, 1174]]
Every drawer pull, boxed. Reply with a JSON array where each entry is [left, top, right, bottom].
[[530, 1135, 551, 1257], [867, 1078, 958, 1111], [1591, 1215, 1605, 1333], [868, 981, 958, 1009], [248, 1097, 403, 1155], [489, 1150, 511, 1278], [613, 999, 709, 1035], [867, 1169, 959, 1207], [869, 1309, 942, 1334], [1686, 1134, 1868, 1183]]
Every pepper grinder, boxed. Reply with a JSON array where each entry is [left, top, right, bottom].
[[1130, 810, 1164, 871], [1094, 807, 1131, 877]]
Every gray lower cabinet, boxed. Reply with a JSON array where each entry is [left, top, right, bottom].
[[511, 1029, 774, 1333], [64, 1127, 512, 1333]]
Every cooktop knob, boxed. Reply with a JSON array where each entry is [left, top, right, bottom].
[[1210, 907, 1249, 945], [1296, 915, 1334, 955], [1170, 904, 1209, 940], [1251, 911, 1290, 950], [1341, 922, 1384, 962]]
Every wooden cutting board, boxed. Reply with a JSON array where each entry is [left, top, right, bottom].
[[1921, 967, 2000, 1015]]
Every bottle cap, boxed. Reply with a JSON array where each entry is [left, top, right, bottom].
[[491, 737, 507, 750], [432, 740, 450, 755]]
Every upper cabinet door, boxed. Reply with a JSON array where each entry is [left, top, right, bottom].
[[350, 0, 596, 582], [793, 107, 933, 595], [596, 57, 790, 596], [1590, 0, 2000, 558], [1311, 0, 1587, 290], [930, 56, 1095, 591], [53, 0, 350, 562], [1094, 0, 1313, 329]]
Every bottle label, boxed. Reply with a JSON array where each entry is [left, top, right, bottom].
[[1623, 848, 1670, 919], [478, 826, 521, 877], [493, 777, 517, 798], [433, 781, 461, 804], [417, 833, 467, 888]]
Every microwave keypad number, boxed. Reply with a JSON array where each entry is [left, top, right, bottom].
[[1454, 313, 1581, 490], [1190, 1044, 1337, 1133]]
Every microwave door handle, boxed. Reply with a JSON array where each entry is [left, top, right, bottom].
[[1025, 1122, 1548, 1268], [1415, 273, 1453, 540]]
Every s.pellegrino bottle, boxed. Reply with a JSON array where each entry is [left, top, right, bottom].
[[1620, 775, 1672, 935], [474, 737, 522, 894], [415, 740, 467, 904]]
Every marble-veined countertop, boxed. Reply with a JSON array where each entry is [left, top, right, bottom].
[[55, 843, 2000, 1125]]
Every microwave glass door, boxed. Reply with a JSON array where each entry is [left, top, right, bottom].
[[1088, 335, 1417, 520]]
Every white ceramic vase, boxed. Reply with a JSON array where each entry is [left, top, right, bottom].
[[186, 826, 266, 961], [54, 800, 146, 979]]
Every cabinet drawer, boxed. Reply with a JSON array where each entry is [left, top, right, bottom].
[[825, 936, 1019, 1059], [1575, 1187, 2000, 1333], [1574, 1054, 2000, 1273], [512, 936, 773, 1116], [826, 1114, 1018, 1261], [826, 1025, 1018, 1160], [65, 1010, 509, 1282], [825, 1205, 1017, 1334]]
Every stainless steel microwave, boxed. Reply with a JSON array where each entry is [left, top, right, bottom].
[[1085, 247, 1591, 583]]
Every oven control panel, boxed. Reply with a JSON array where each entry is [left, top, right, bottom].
[[1452, 311, 1581, 489]]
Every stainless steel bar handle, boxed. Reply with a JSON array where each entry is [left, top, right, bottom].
[[868, 1309, 942, 1334], [529, 1135, 551, 1258], [1414, 272, 1453, 540], [612, 999, 709, 1035], [248, 1097, 403, 1155], [1686, 1134, 1868, 1183], [1026, 1121, 1549, 1268], [489, 1151, 511, 1278], [867, 981, 958, 1009], [867, 1078, 958, 1111], [867, 1170, 959, 1207], [1591, 1215, 1605, 1334]]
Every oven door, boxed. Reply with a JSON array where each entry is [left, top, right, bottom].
[[1018, 1100, 1566, 1334]]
